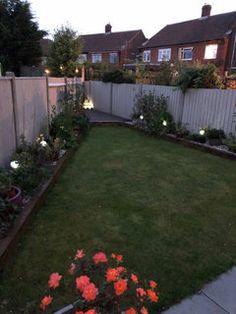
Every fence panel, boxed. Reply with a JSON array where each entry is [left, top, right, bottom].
[[0, 78, 16, 166], [89, 81, 112, 113], [112, 84, 141, 119], [15, 77, 48, 143], [48, 77, 66, 116], [182, 89, 236, 135], [142, 85, 184, 122]]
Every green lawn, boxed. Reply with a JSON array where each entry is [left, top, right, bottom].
[[1, 126, 236, 313]]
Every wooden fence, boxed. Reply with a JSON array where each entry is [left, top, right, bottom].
[[0, 76, 81, 167], [85, 81, 236, 135]]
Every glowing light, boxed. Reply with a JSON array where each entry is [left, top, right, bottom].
[[162, 120, 167, 126], [140, 115, 144, 120], [10, 160, 19, 169], [40, 140, 48, 147], [45, 69, 50, 75], [199, 129, 205, 136], [83, 99, 94, 109], [60, 65, 63, 70], [75, 68, 79, 73]]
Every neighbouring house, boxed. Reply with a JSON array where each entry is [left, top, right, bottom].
[[20, 38, 52, 76], [79, 24, 146, 66], [141, 5, 236, 75]]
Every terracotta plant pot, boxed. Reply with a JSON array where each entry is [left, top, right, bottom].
[[6, 186, 22, 206]]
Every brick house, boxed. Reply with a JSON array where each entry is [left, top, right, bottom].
[[79, 24, 146, 66], [141, 5, 236, 74]]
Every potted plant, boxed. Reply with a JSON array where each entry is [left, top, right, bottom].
[[0, 168, 22, 206], [206, 128, 225, 146]]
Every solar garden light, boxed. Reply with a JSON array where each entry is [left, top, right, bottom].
[[162, 120, 167, 126], [199, 129, 205, 136], [10, 160, 20, 170]]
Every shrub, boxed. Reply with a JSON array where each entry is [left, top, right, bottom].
[[132, 91, 174, 135], [102, 69, 135, 84], [11, 151, 48, 193], [205, 128, 225, 139], [176, 63, 224, 92], [186, 133, 206, 143], [39, 249, 159, 313]]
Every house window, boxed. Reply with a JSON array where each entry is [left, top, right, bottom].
[[109, 52, 118, 64], [77, 54, 87, 64], [204, 44, 218, 59], [179, 47, 193, 60], [143, 50, 151, 62], [158, 48, 171, 61], [92, 53, 102, 63]]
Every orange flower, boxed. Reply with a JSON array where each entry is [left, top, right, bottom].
[[76, 275, 90, 292], [40, 295, 53, 311], [82, 283, 98, 301], [111, 253, 123, 263], [106, 268, 119, 282], [136, 287, 146, 297], [116, 266, 126, 274], [114, 279, 127, 296], [48, 272, 62, 289], [147, 289, 159, 302], [68, 263, 76, 275], [131, 273, 138, 284], [140, 306, 149, 314], [75, 249, 85, 260], [75, 312, 84, 314], [149, 280, 157, 289], [85, 310, 96, 314], [125, 307, 137, 314], [93, 252, 108, 264]]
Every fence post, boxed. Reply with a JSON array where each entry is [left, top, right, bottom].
[[110, 83, 113, 115], [10, 74, 18, 148], [45, 75, 50, 135]]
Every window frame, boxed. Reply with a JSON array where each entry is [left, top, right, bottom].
[[77, 54, 87, 64], [143, 50, 151, 62], [179, 47, 193, 61], [204, 44, 218, 60], [92, 53, 102, 63], [158, 48, 171, 62], [109, 52, 118, 64]]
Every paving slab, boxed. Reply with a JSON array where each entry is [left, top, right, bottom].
[[162, 292, 228, 314], [86, 109, 129, 123], [202, 267, 236, 314]]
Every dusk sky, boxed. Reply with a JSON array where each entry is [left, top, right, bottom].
[[29, 0, 236, 39]]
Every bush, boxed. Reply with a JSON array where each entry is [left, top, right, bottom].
[[176, 63, 224, 92], [132, 91, 174, 135], [186, 133, 206, 143], [205, 128, 225, 139], [102, 69, 135, 84]]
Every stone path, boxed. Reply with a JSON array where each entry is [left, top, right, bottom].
[[162, 267, 236, 314]]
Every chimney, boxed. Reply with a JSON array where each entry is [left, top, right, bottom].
[[201, 4, 211, 17], [105, 23, 112, 33]]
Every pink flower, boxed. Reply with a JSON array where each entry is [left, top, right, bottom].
[[76, 275, 90, 292], [93, 252, 108, 264], [131, 273, 138, 284], [40, 295, 53, 311], [149, 280, 158, 289], [82, 283, 98, 301], [106, 268, 119, 282], [140, 307, 149, 314], [68, 263, 76, 275], [136, 287, 146, 297], [75, 249, 85, 260], [48, 273, 62, 289], [85, 310, 96, 314]]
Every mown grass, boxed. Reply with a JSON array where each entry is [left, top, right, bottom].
[[1, 126, 236, 313]]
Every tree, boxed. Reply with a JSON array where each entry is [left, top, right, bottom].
[[0, 0, 46, 75], [47, 25, 82, 77]]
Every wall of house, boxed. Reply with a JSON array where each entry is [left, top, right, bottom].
[[147, 39, 230, 74], [85, 81, 236, 135]]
